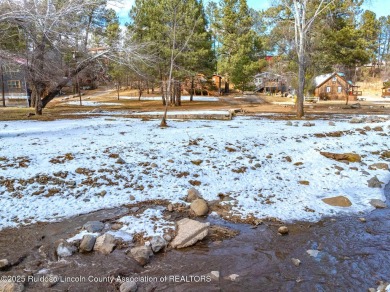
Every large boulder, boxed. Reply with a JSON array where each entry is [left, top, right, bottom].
[[83, 221, 104, 233], [171, 218, 209, 249], [320, 152, 361, 163], [120, 281, 138, 292], [93, 234, 116, 254], [187, 188, 202, 202], [370, 199, 387, 209], [322, 196, 352, 207], [130, 246, 153, 266], [79, 235, 96, 253], [190, 199, 209, 216], [368, 176, 384, 188], [150, 236, 166, 253]]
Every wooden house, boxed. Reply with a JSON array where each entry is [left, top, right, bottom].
[[381, 80, 390, 98], [0, 64, 28, 107], [314, 72, 361, 101], [253, 72, 287, 94]]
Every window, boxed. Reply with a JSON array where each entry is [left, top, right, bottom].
[[332, 77, 337, 83], [7, 80, 21, 89], [387, 88, 390, 93], [326, 86, 331, 93], [338, 86, 342, 93]]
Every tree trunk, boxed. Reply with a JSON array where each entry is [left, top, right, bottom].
[[161, 81, 166, 106], [1, 67, 5, 107], [117, 82, 120, 100], [190, 76, 194, 101], [296, 58, 305, 118]]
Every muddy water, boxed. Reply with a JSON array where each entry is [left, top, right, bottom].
[[0, 184, 389, 292]]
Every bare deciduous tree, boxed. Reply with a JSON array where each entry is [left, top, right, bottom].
[[0, 0, 151, 115], [279, 0, 335, 118]]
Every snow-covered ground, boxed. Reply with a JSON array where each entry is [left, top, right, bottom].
[[0, 115, 389, 230], [65, 101, 122, 106], [119, 95, 219, 102]]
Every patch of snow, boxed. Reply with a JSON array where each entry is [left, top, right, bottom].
[[65, 101, 121, 106], [0, 116, 389, 230], [67, 230, 100, 242], [120, 95, 219, 102], [118, 208, 174, 237], [131, 110, 230, 116]]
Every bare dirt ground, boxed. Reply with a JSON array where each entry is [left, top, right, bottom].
[[1, 88, 389, 121]]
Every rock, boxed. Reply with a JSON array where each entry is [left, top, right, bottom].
[[359, 217, 366, 223], [191, 159, 203, 166], [111, 223, 123, 230], [286, 121, 293, 126], [171, 218, 210, 248], [129, 195, 135, 201], [163, 234, 172, 242], [130, 207, 139, 213], [56, 240, 77, 258], [130, 246, 153, 266], [150, 236, 166, 253], [291, 258, 301, 266], [322, 196, 352, 207], [227, 274, 239, 281], [299, 180, 310, 185], [116, 157, 126, 164], [350, 117, 364, 123], [350, 103, 361, 109], [375, 281, 390, 292], [79, 235, 96, 253], [370, 199, 387, 209], [42, 274, 59, 288], [190, 199, 209, 216], [369, 163, 389, 170], [367, 176, 384, 188], [0, 259, 9, 269], [328, 121, 336, 126], [278, 226, 289, 235], [320, 151, 361, 163], [187, 188, 202, 202], [306, 249, 320, 257], [0, 282, 25, 292], [120, 281, 138, 292], [93, 234, 116, 254], [83, 221, 104, 232], [381, 151, 390, 159], [167, 204, 174, 212], [99, 190, 107, 197], [302, 122, 315, 127], [210, 271, 220, 281], [90, 108, 102, 113]]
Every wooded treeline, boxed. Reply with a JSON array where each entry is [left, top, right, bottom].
[[0, 0, 388, 116]]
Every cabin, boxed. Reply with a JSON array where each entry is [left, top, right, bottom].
[[314, 72, 361, 101], [253, 72, 287, 94], [0, 64, 29, 107], [381, 80, 390, 98]]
